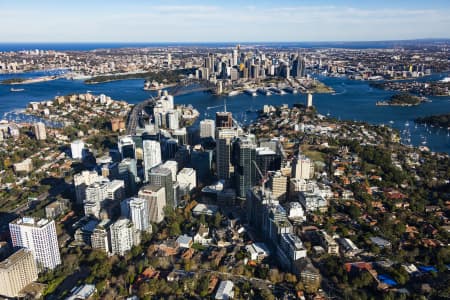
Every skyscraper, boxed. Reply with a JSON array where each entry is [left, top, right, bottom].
[[233, 137, 257, 198], [149, 166, 174, 208], [215, 112, 233, 128], [118, 136, 136, 160], [9, 217, 61, 270], [216, 138, 232, 181], [143, 140, 162, 182], [129, 197, 151, 232], [200, 119, 215, 139], [138, 185, 166, 224], [33, 122, 46, 140]]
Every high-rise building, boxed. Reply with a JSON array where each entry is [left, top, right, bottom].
[[233, 137, 257, 198], [161, 160, 178, 182], [74, 170, 102, 204], [177, 168, 197, 192], [256, 147, 281, 175], [292, 155, 314, 180], [215, 112, 233, 128], [9, 217, 61, 270], [129, 197, 151, 232], [138, 185, 166, 224], [70, 140, 85, 160], [118, 136, 136, 160], [173, 128, 188, 145], [166, 110, 179, 130], [149, 166, 175, 207], [232, 48, 239, 66], [307, 93, 313, 108], [216, 138, 232, 181], [118, 158, 138, 197], [0, 249, 38, 298], [200, 119, 215, 139], [270, 171, 288, 202], [110, 218, 136, 256], [91, 219, 111, 253], [190, 147, 213, 183], [143, 140, 162, 182], [33, 122, 46, 140]]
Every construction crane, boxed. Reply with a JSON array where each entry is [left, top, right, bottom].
[[252, 160, 269, 199], [205, 99, 227, 118]]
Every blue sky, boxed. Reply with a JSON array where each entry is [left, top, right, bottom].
[[0, 0, 449, 42]]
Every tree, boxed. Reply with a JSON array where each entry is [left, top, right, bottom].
[[213, 212, 223, 228], [169, 222, 181, 236]]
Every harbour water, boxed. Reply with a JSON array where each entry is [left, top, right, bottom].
[[0, 71, 449, 153]]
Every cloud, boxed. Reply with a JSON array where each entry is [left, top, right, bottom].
[[0, 3, 449, 42]]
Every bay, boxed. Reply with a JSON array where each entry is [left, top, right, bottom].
[[0, 71, 449, 153]]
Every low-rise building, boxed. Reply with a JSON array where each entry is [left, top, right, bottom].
[[215, 280, 234, 300]]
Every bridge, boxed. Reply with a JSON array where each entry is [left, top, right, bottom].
[[126, 79, 216, 135], [126, 97, 155, 135]]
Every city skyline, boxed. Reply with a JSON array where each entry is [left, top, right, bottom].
[[1, 0, 450, 42]]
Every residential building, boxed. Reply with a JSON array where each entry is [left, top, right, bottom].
[[9, 217, 61, 270], [33, 122, 46, 140], [138, 185, 166, 224], [0, 249, 38, 298]]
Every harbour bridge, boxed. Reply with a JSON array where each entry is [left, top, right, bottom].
[[125, 78, 216, 135]]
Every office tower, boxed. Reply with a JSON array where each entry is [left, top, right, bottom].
[[107, 180, 125, 202], [172, 128, 187, 145], [270, 171, 288, 202], [110, 218, 136, 256], [118, 158, 137, 197], [215, 112, 233, 128], [177, 168, 197, 192], [0, 249, 38, 298], [143, 140, 162, 182], [138, 185, 166, 224], [33, 122, 46, 140], [232, 48, 239, 66], [292, 155, 314, 180], [129, 197, 151, 232], [230, 68, 239, 81], [161, 160, 178, 181], [256, 147, 281, 175], [162, 138, 179, 161], [216, 138, 232, 181], [250, 64, 259, 79], [91, 219, 111, 253], [9, 217, 61, 270], [101, 162, 118, 178], [166, 110, 179, 130], [200, 119, 215, 139], [71, 140, 85, 160], [291, 54, 305, 79], [307, 93, 313, 108], [74, 170, 102, 204], [118, 136, 136, 160], [149, 166, 174, 208], [190, 147, 213, 183], [233, 137, 257, 198], [174, 145, 191, 169], [167, 53, 172, 66]]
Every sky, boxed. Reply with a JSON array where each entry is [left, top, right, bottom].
[[0, 0, 449, 42]]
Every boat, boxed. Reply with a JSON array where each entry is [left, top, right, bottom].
[[10, 88, 25, 92], [228, 91, 240, 97], [244, 89, 257, 97], [283, 87, 298, 94], [257, 88, 271, 96]]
